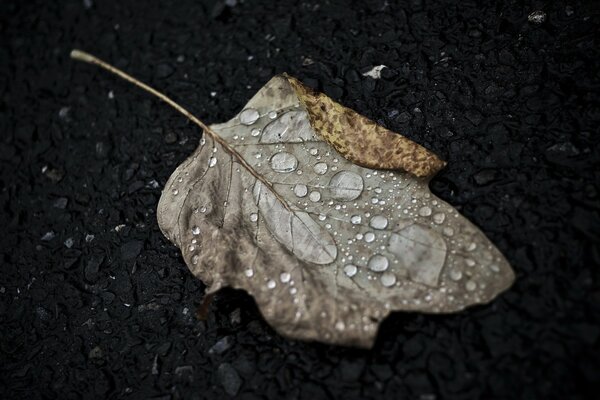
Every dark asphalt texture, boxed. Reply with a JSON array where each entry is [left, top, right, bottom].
[[1, 0, 599, 399]]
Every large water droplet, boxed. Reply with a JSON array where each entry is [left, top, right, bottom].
[[313, 162, 328, 175], [280, 272, 291, 283], [329, 171, 364, 201], [343, 264, 358, 277], [270, 152, 298, 172], [380, 272, 396, 287], [293, 184, 308, 197], [369, 215, 388, 230], [368, 254, 389, 271], [309, 191, 321, 202], [350, 215, 362, 224], [260, 111, 314, 143], [449, 269, 462, 281], [240, 108, 260, 125], [433, 212, 446, 224], [418, 206, 432, 217], [465, 280, 477, 291]]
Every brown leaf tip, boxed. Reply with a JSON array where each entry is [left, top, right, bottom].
[[283, 73, 446, 178]]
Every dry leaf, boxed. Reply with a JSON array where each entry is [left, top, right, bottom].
[[72, 51, 515, 348]]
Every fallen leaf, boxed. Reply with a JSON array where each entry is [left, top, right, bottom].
[[71, 50, 515, 348]]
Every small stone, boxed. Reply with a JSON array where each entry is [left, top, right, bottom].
[[120, 240, 143, 260], [88, 346, 103, 359], [41, 231, 55, 241], [209, 336, 233, 355], [528, 10, 546, 24], [64, 237, 74, 248], [53, 197, 68, 209], [217, 363, 242, 396]]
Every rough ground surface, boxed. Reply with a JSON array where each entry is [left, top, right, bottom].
[[1, 0, 599, 399]]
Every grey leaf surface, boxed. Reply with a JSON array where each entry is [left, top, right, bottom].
[[157, 76, 514, 348]]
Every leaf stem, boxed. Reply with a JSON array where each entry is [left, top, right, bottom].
[[70, 49, 291, 211]]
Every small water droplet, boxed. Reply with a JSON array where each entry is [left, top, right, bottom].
[[249, 213, 258, 222], [192, 226, 201, 235], [355, 233, 364, 240], [371, 198, 379, 204], [418, 206, 432, 216], [313, 162, 328, 175], [240, 108, 260, 125], [270, 152, 298, 173], [251, 128, 261, 136], [209, 157, 217, 167], [266, 279, 276, 289], [192, 255, 199, 265], [309, 148, 318, 156], [280, 272, 291, 283], [293, 184, 308, 197], [465, 280, 477, 291], [380, 272, 396, 287], [433, 212, 446, 224], [318, 214, 326, 221], [350, 215, 362, 224], [466, 242, 477, 251], [368, 254, 389, 271], [309, 191, 321, 202], [172, 189, 179, 195], [490, 264, 500, 273], [343, 264, 358, 277], [449, 269, 462, 281], [465, 258, 476, 267], [335, 321, 345, 331], [364, 232, 376, 243], [443, 227, 455, 236], [369, 215, 388, 230], [268, 110, 278, 119]]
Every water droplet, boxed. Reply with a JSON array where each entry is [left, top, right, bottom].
[[329, 171, 364, 201], [343, 264, 358, 277], [188, 245, 195, 252], [267, 280, 276, 289], [449, 269, 462, 281], [280, 272, 291, 283], [371, 198, 379, 204], [380, 272, 396, 287], [418, 206, 432, 216], [240, 108, 260, 125], [172, 189, 179, 195], [369, 215, 388, 230], [268, 110, 278, 119], [443, 227, 454, 236], [318, 214, 326, 221], [335, 321, 345, 331], [270, 152, 298, 172], [209, 157, 217, 167], [249, 213, 258, 222], [244, 268, 254, 277], [490, 264, 500, 273], [192, 255, 199, 265], [294, 184, 308, 197], [309, 148, 318, 156], [192, 226, 201, 235], [364, 232, 376, 243], [355, 233, 364, 240], [350, 215, 362, 224], [465, 258, 476, 267], [465, 280, 477, 291], [313, 162, 328, 175], [466, 242, 477, 251], [368, 254, 389, 271], [309, 191, 321, 202], [251, 128, 261, 136], [433, 212, 446, 224]]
